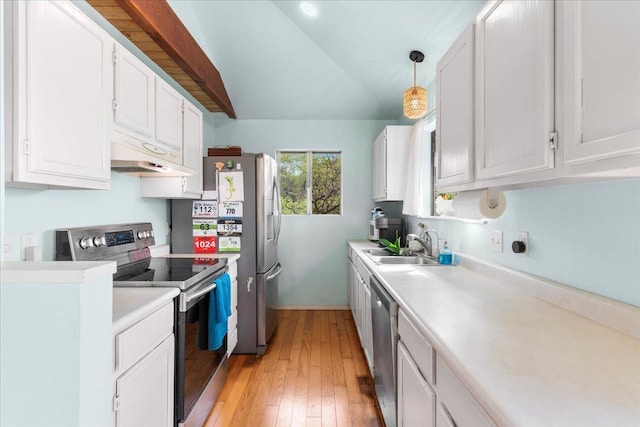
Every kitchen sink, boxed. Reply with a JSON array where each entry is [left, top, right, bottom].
[[364, 249, 441, 265]]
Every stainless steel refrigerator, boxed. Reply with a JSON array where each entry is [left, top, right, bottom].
[[171, 153, 282, 354]]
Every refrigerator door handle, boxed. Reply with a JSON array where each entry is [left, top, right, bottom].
[[266, 263, 282, 282], [273, 177, 282, 245]]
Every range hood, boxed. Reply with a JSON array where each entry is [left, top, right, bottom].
[[110, 130, 195, 177]]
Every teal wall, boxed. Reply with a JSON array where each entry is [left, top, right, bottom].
[[3, 173, 169, 261], [405, 178, 640, 307], [213, 119, 394, 307]]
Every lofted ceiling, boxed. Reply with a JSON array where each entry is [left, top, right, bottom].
[[167, 0, 486, 120]]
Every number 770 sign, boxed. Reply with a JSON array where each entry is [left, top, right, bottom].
[[219, 201, 243, 219]]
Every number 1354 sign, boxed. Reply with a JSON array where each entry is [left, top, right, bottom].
[[219, 201, 243, 219]]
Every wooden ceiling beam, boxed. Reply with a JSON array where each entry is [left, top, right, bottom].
[[88, 0, 236, 118]]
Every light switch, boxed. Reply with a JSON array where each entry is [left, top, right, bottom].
[[491, 231, 503, 253]]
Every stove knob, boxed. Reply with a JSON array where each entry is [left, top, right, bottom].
[[137, 231, 146, 239], [93, 236, 106, 247], [149, 230, 154, 237], [79, 237, 94, 249]]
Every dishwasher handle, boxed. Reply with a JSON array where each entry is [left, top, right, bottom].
[[370, 276, 397, 313]]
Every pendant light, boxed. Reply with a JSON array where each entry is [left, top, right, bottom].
[[403, 50, 427, 119]]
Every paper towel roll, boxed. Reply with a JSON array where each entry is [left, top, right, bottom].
[[479, 188, 507, 219], [445, 189, 507, 219]]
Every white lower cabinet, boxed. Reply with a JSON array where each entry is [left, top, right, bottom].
[[114, 335, 174, 427], [398, 308, 495, 427], [346, 247, 374, 376], [435, 355, 496, 427], [398, 341, 436, 427], [113, 301, 175, 427]]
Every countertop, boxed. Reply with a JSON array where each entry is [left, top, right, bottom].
[[111, 253, 239, 334], [348, 240, 640, 427], [113, 287, 179, 334], [1, 261, 116, 283]]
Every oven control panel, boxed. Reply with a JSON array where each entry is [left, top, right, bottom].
[[56, 223, 155, 262]]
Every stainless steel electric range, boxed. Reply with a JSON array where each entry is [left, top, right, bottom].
[[56, 222, 229, 427]]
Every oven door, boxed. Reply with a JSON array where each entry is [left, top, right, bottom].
[[175, 279, 227, 425]]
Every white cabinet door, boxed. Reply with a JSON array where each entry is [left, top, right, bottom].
[[348, 259, 358, 324], [115, 335, 174, 427], [139, 99, 203, 198], [113, 45, 154, 138], [362, 279, 374, 376], [475, 0, 555, 180], [372, 126, 411, 201], [562, 0, 640, 166], [372, 132, 386, 200], [155, 78, 183, 152], [398, 342, 436, 427], [10, 0, 112, 189], [436, 24, 475, 186], [181, 100, 203, 195]]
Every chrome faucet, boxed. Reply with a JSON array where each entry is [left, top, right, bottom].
[[407, 229, 440, 259]]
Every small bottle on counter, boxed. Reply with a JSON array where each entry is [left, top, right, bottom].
[[439, 241, 452, 265]]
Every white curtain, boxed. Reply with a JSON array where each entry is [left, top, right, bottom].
[[402, 120, 425, 216]]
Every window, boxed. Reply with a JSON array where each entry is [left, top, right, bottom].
[[277, 151, 342, 215]]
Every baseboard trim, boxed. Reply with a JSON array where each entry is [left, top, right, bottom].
[[275, 305, 350, 311]]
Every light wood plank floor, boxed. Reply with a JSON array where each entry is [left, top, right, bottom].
[[203, 310, 384, 427]]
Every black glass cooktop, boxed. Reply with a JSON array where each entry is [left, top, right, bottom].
[[113, 256, 226, 290]]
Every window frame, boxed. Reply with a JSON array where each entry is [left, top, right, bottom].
[[276, 149, 343, 216]]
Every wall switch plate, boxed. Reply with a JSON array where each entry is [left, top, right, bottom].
[[21, 233, 38, 261], [517, 231, 529, 255], [4, 235, 16, 260], [491, 231, 503, 253]]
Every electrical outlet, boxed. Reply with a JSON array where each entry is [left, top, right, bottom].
[[491, 231, 503, 252], [20, 233, 38, 261], [517, 231, 529, 255]]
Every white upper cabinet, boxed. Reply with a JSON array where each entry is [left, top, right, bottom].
[[181, 101, 203, 195], [140, 99, 203, 198], [372, 126, 412, 201], [561, 0, 640, 169], [6, 0, 112, 189], [113, 45, 155, 139], [436, 24, 475, 187], [475, 0, 555, 180], [155, 78, 183, 152]]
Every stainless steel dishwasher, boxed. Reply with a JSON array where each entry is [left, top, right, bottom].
[[370, 275, 398, 427]]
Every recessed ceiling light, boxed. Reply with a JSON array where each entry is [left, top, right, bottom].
[[300, 2, 318, 17]]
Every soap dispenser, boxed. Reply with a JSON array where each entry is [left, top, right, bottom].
[[439, 241, 452, 265]]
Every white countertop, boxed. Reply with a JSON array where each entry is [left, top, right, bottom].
[[113, 287, 179, 334], [1, 261, 116, 283], [349, 240, 640, 427], [111, 253, 238, 334]]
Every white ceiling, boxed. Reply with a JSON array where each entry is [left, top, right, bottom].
[[168, 0, 486, 120]]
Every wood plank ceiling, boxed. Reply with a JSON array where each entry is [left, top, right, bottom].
[[87, 0, 236, 118]]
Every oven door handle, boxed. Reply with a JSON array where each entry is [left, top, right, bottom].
[[180, 267, 229, 312]]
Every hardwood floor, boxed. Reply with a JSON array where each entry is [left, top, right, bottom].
[[203, 310, 384, 427]]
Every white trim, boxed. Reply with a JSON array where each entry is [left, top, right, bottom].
[[273, 305, 350, 311]]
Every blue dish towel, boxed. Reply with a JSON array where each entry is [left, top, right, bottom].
[[208, 273, 232, 351]]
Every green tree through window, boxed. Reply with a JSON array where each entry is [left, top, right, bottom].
[[277, 151, 341, 215]]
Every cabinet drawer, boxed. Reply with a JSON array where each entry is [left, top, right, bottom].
[[356, 257, 371, 283], [228, 310, 238, 333], [436, 355, 496, 427], [115, 302, 174, 374], [398, 309, 435, 385]]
